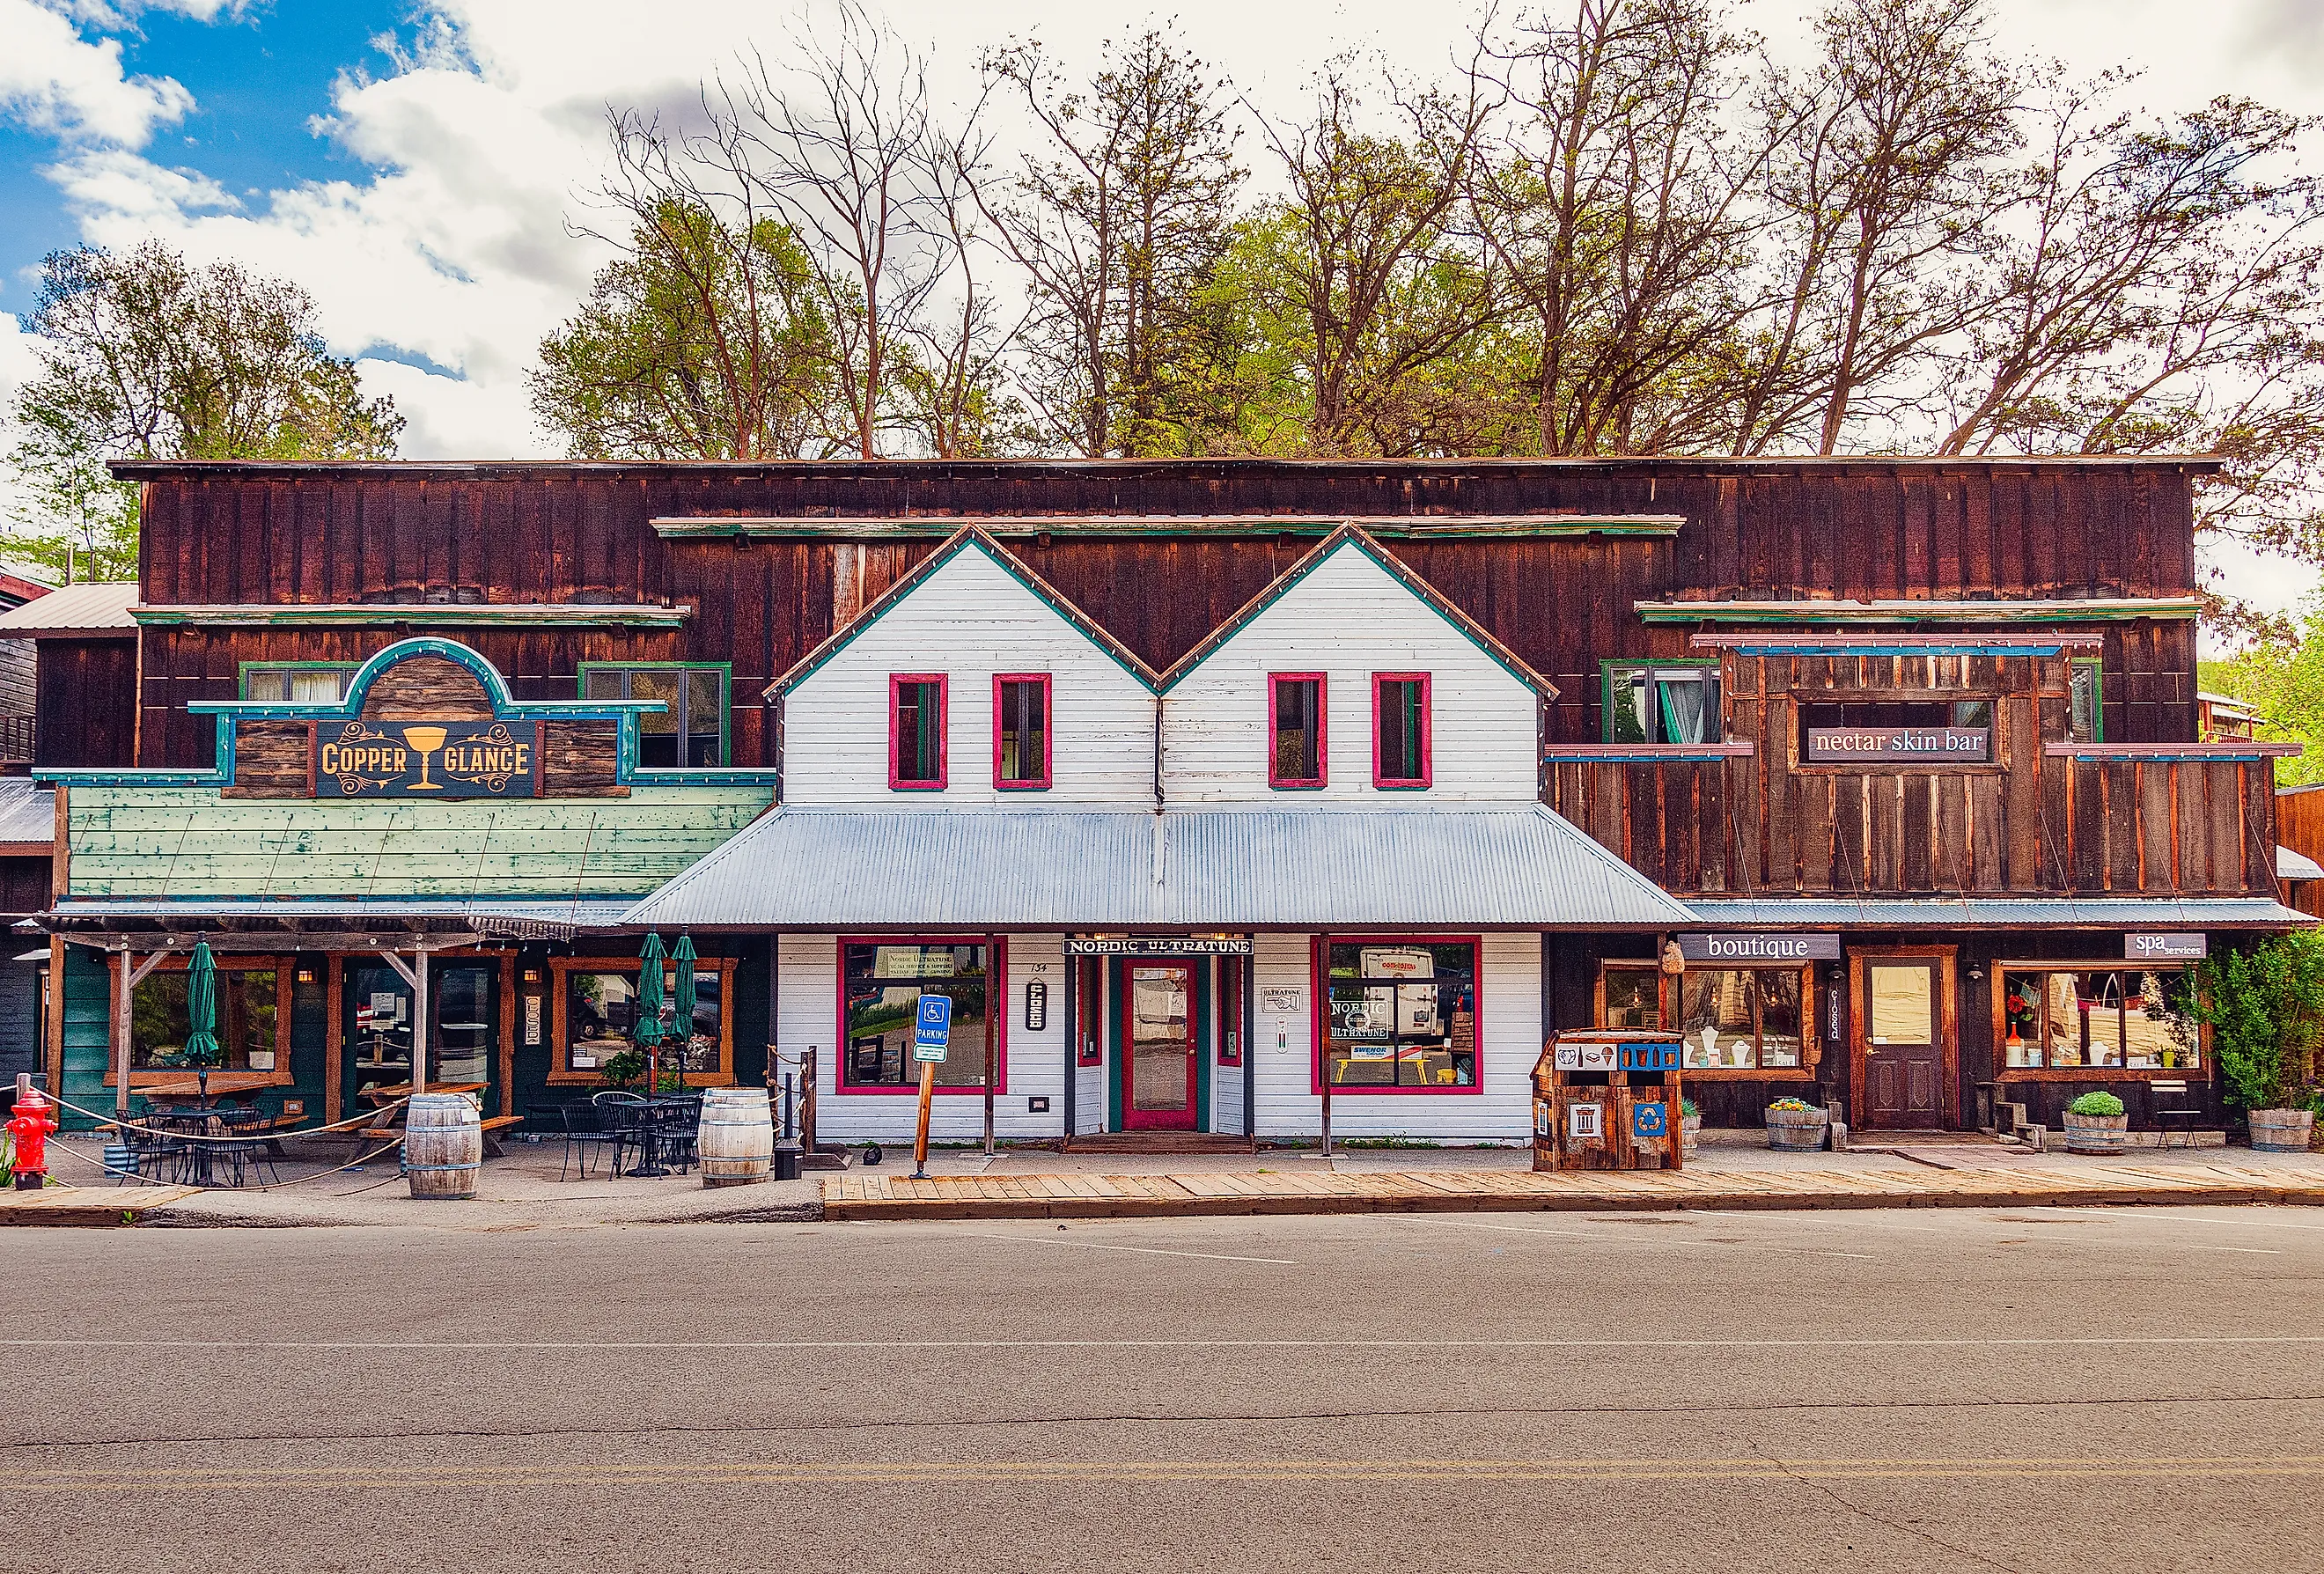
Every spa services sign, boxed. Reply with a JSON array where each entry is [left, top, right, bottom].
[[316, 719, 537, 798]]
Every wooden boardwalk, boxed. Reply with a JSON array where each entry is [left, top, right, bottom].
[[0, 1183, 202, 1226], [822, 1161, 2324, 1222]]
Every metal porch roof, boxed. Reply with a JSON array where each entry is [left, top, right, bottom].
[[35, 897, 636, 940], [1682, 897, 2313, 929], [0, 777, 54, 846], [622, 805, 1696, 930]]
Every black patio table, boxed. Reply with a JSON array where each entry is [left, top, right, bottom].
[[151, 1107, 224, 1188], [611, 1096, 700, 1178]]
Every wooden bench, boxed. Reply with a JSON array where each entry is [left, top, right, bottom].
[[330, 1112, 524, 1159]]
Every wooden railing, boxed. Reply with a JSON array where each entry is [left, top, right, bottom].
[[1542, 743, 2287, 899]]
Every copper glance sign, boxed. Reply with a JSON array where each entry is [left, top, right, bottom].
[[1805, 726, 1989, 763], [316, 719, 537, 798]]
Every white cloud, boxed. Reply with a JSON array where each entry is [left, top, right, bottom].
[[0, 0, 196, 146]]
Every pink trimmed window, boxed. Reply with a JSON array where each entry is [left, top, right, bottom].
[[1269, 673, 1327, 789], [994, 674, 1051, 791], [889, 675, 947, 789], [1372, 673, 1431, 789]]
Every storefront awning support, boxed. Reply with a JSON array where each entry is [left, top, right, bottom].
[[367, 941, 453, 1100], [112, 946, 172, 1122]]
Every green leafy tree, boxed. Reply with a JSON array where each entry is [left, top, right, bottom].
[[533, 185, 843, 460], [2202, 603, 2324, 783], [6, 239, 401, 577], [2191, 932, 2324, 1112]]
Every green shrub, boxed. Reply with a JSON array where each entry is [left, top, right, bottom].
[[2067, 1091, 2125, 1118], [1680, 1097, 1699, 1120], [2191, 931, 2324, 1112]]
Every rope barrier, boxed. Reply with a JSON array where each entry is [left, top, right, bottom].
[[46, 1092, 414, 1144], [47, 1125, 415, 1194]]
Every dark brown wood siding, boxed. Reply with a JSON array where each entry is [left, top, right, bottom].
[[36, 639, 136, 770], [124, 459, 2209, 769]]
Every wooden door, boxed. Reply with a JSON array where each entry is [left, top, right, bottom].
[[1122, 963, 1197, 1130], [1853, 951, 1956, 1129]]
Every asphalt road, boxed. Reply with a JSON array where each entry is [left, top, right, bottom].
[[7, 1204, 2324, 1573]]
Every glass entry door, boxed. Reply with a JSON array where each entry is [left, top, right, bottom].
[[432, 963, 498, 1112], [1122, 964, 1197, 1130], [1861, 956, 1949, 1129], [344, 960, 501, 1117]]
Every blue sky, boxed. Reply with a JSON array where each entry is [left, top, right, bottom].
[[0, 2, 408, 318]]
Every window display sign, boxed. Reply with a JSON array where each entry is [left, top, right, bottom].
[[874, 946, 958, 978], [1805, 725, 1989, 762], [1677, 932, 1841, 962], [317, 719, 537, 798], [2126, 933, 2206, 960], [1360, 947, 1435, 981]]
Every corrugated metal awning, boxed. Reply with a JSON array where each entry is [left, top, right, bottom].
[[0, 582, 138, 636], [2278, 845, 2324, 881], [623, 805, 1697, 930], [1683, 897, 2312, 929], [0, 777, 54, 846], [34, 897, 636, 943]]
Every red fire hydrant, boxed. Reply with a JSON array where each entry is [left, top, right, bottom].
[[6, 1088, 56, 1190]]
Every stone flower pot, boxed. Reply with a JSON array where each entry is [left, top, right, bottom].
[[2060, 1111, 2129, 1156], [1680, 1113, 1703, 1162], [1764, 1105, 1828, 1152], [2247, 1108, 2316, 1154]]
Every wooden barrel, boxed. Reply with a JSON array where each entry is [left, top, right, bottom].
[[2248, 1108, 2314, 1153], [699, 1087, 775, 1188], [2061, 1114, 2129, 1155], [404, 1093, 482, 1200], [1764, 1107, 1828, 1151]]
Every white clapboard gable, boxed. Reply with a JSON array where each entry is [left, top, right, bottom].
[[776, 532, 1160, 805], [1158, 529, 1548, 803]]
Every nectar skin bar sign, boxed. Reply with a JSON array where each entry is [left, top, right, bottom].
[[317, 719, 538, 798]]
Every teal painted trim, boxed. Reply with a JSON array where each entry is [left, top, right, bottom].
[[190, 639, 666, 724], [239, 660, 359, 699], [1598, 658, 1719, 744], [629, 769, 785, 787], [134, 603, 688, 629], [773, 531, 1162, 698], [1157, 527, 1555, 698], [654, 514, 1685, 541], [2074, 657, 2105, 745], [578, 661, 733, 765]]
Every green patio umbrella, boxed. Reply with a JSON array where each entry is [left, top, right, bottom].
[[672, 933, 699, 1076], [181, 939, 224, 1107], [635, 931, 667, 1092]]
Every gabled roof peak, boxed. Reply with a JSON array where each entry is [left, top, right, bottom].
[[1156, 524, 1556, 697]]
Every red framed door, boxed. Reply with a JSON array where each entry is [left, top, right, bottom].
[[1122, 963, 1198, 1130]]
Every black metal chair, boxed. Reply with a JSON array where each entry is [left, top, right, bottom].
[[656, 1096, 702, 1174], [212, 1107, 280, 1188], [2149, 1079, 2203, 1150], [121, 1103, 182, 1184], [555, 1101, 618, 1180], [594, 1091, 651, 1175]]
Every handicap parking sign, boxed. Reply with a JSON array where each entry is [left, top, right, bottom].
[[1633, 1101, 1667, 1138], [913, 994, 953, 1063]]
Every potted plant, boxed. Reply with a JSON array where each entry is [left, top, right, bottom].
[[2190, 932, 2324, 1153], [1764, 1096, 1828, 1151], [2060, 1090, 2129, 1155], [1680, 1096, 1702, 1161], [2003, 980, 2038, 1066]]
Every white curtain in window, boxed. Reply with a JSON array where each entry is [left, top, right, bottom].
[[1658, 673, 1711, 744]]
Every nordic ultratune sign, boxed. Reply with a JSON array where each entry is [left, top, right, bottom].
[[1805, 726, 1989, 763], [316, 719, 537, 798], [1062, 937, 1254, 957], [1677, 932, 1842, 963]]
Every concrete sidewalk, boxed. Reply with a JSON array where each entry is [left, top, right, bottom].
[[15, 1130, 2322, 1227]]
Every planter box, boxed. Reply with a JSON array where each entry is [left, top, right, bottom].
[[2247, 1108, 2316, 1154], [2061, 1112, 2129, 1155], [1680, 1114, 1702, 1161], [1764, 1106, 1828, 1152]]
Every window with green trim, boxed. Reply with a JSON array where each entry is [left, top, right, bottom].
[[241, 664, 357, 703], [1603, 661, 1721, 744], [2069, 658, 2103, 743], [582, 664, 726, 767]]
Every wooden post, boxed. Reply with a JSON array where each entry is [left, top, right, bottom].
[[800, 1046, 819, 1157], [113, 949, 133, 1124], [911, 1060, 935, 1179], [411, 945, 430, 1099]]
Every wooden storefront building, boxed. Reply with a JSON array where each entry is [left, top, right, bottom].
[[25, 456, 2304, 1141]]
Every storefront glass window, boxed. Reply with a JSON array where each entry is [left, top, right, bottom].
[[1605, 663, 1721, 744], [564, 967, 725, 1076], [1323, 941, 1477, 1089], [584, 665, 727, 766], [1601, 965, 1664, 1029], [842, 943, 991, 1088], [132, 967, 279, 1072], [2000, 967, 2196, 1070], [1679, 967, 1811, 1070]]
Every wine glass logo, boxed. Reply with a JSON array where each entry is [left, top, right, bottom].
[[401, 724, 449, 791]]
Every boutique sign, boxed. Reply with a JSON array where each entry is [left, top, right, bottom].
[[1676, 932, 1842, 963], [316, 719, 537, 798], [1805, 726, 1989, 763]]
